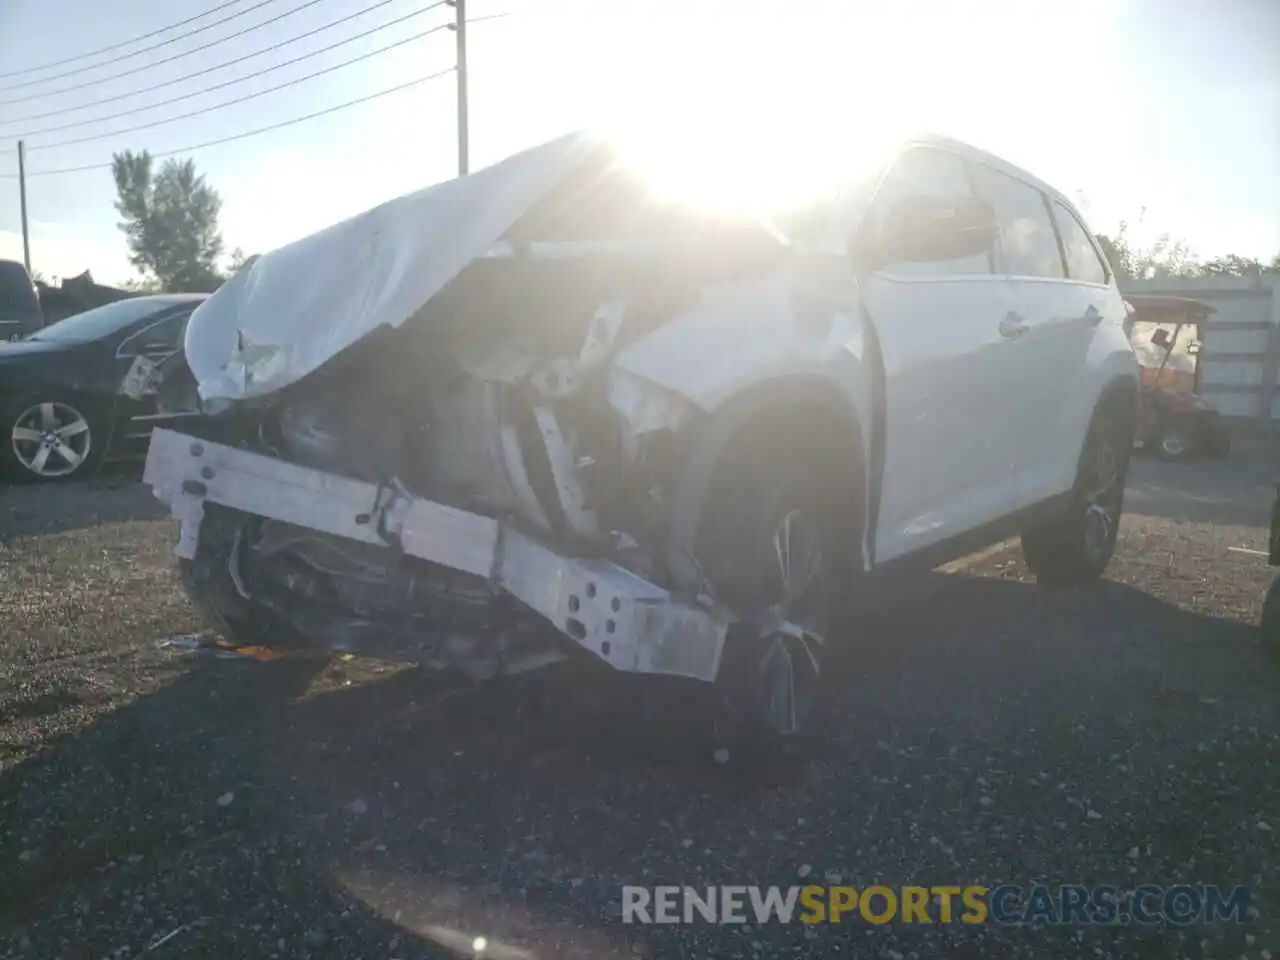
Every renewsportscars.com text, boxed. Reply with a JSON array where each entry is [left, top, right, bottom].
[[621, 884, 1252, 926]]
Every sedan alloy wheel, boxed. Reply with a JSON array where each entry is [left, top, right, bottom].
[[11, 401, 93, 479]]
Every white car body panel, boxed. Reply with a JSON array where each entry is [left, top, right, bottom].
[[610, 269, 869, 415], [1033, 323, 1142, 505], [1008, 275, 1128, 503]]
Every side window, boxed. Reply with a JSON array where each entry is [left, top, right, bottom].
[[969, 165, 1065, 279], [864, 148, 991, 276], [1050, 199, 1109, 284], [118, 312, 188, 358]]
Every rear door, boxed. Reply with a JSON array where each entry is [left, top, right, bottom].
[[1040, 199, 1125, 492], [856, 146, 1025, 562], [967, 165, 1115, 503]]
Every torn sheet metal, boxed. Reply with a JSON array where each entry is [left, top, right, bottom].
[[145, 427, 729, 682], [184, 131, 604, 403]]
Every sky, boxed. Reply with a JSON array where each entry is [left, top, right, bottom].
[[0, 0, 1276, 286]]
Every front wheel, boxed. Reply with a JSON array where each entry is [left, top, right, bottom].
[[1021, 399, 1133, 587], [1, 396, 103, 482], [698, 455, 853, 758]]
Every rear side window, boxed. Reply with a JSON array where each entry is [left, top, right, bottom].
[[970, 165, 1065, 279], [118, 311, 189, 357], [0, 260, 39, 314], [863, 147, 992, 276], [1049, 199, 1110, 284]]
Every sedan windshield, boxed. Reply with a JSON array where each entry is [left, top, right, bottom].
[[28, 298, 173, 343]]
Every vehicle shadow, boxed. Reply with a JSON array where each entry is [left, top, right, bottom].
[[0, 574, 1271, 958]]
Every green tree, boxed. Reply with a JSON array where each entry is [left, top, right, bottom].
[[120, 276, 164, 293], [1095, 213, 1199, 280], [1196, 253, 1277, 277], [1095, 207, 1280, 280], [224, 246, 258, 277], [112, 150, 224, 292]]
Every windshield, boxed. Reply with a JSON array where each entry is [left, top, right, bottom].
[[28, 298, 171, 343]]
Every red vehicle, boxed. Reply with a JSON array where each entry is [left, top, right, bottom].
[[1127, 294, 1231, 460]]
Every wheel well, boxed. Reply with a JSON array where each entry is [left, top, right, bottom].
[[708, 398, 864, 527], [3, 387, 112, 417], [662, 379, 867, 589], [1096, 376, 1140, 432]]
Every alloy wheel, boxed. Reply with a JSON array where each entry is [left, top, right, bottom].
[[1082, 431, 1123, 564], [758, 509, 828, 736], [11, 401, 92, 479], [1160, 430, 1189, 459]]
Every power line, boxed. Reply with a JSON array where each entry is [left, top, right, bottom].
[[0, 5, 505, 180], [13, 69, 454, 178], [25, 23, 452, 153], [0, 0, 334, 103], [0, 0, 302, 92], [0, 0, 247, 80], [3, 2, 442, 137], [465, 10, 520, 25]]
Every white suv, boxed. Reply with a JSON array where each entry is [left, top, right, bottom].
[[145, 131, 1139, 751]]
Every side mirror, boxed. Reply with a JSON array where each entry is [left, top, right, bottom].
[[1187, 339, 1202, 356], [1151, 328, 1172, 350], [869, 195, 998, 269]]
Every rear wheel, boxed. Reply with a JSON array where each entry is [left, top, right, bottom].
[[1021, 397, 1133, 587]]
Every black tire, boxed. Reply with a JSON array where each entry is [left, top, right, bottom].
[[1021, 396, 1134, 587], [179, 557, 274, 648], [178, 508, 283, 648], [0, 393, 105, 483], [1262, 577, 1280, 670], [697, 451, 855, 761]]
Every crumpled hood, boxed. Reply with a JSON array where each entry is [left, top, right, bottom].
[[185, 130, 602, 403]]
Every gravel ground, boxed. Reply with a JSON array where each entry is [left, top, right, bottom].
[[0, 457, 1277, 959]]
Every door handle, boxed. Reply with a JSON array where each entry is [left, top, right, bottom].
[[1083, 304, 1103, 326], [999, 311, 1030, 339]]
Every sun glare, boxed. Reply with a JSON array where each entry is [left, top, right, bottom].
[[582, 1, 916, 216], [555, 0, 1116, 218]]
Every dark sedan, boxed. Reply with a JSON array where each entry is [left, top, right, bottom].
[[0, 293, 207, 482]]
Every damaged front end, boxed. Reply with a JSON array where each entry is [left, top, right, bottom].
[[150, 288, 724, 682], [145, 135, 829, 692]]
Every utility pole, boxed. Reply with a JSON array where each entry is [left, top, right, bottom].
[[448, 0, 469, 176], [16, 140, 31, 275]]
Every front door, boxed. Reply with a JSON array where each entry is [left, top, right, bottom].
[[113, 309, 194, 442], [855, 145, 1026, 563]]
